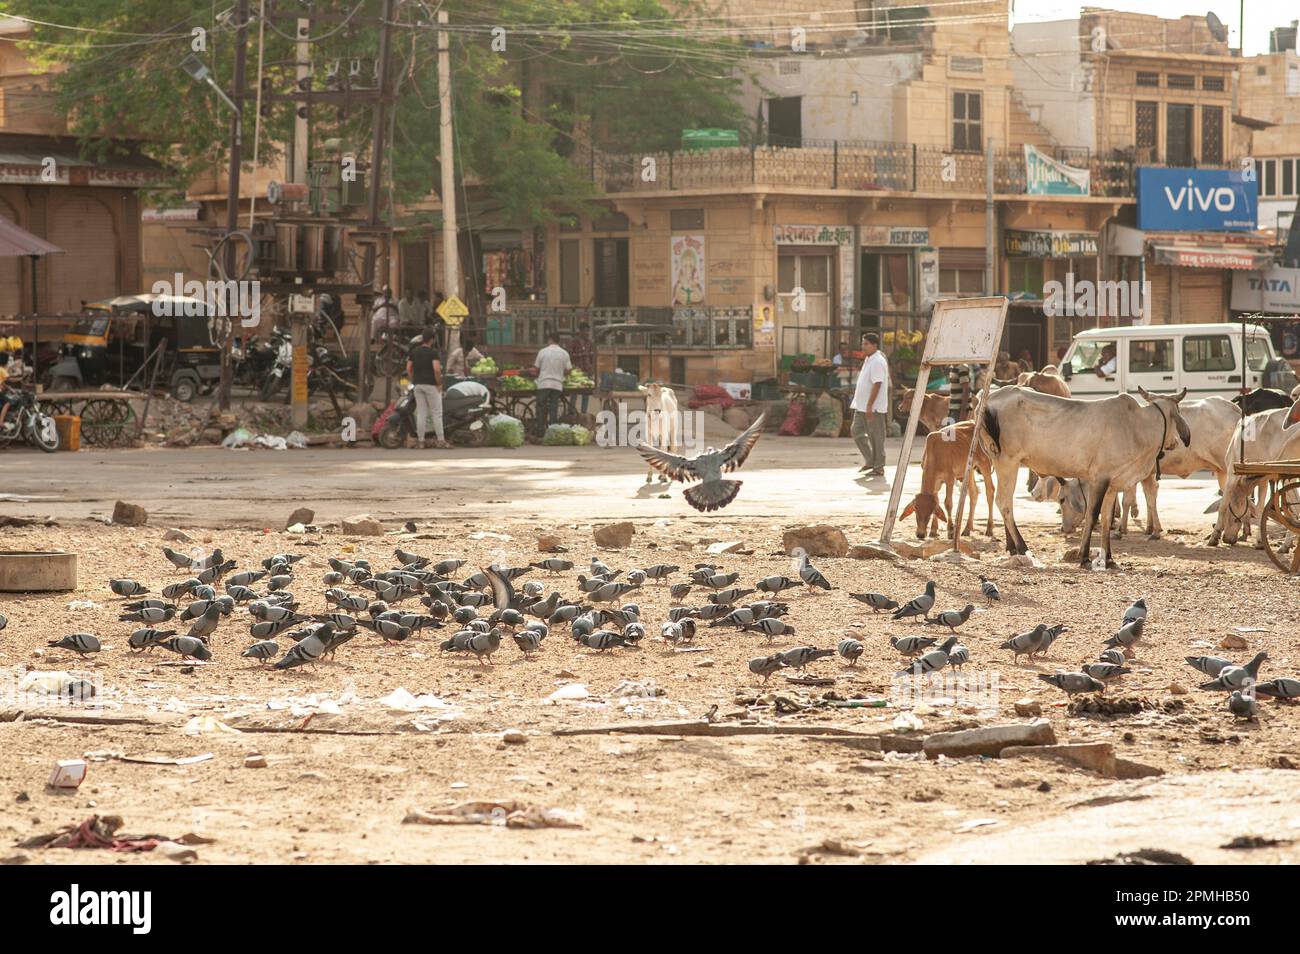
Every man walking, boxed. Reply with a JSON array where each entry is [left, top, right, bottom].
[[405, 330, 449, 449], [850, 331, 889, 476], [531, 332, 572, 440]]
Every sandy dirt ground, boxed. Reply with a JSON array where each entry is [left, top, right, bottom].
[[2, 437, 1299, 865]]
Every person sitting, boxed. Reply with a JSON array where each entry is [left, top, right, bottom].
[[831, 341, 853, 367], [446, 336, 485, 378], [1095, 343, 1117, 377]]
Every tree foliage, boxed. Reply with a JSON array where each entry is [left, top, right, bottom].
[[0, 0, 749, 224]]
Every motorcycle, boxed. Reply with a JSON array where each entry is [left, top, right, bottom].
[[0, 389, 60, 452], [258, 327, 295, 402], [376, 380, 492, 449]]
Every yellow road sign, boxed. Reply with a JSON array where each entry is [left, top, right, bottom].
[[436, 295, 469, 326]]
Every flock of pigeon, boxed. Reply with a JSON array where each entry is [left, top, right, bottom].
[[29, 543, 1298, 720]]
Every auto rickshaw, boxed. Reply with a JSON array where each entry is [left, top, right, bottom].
[[47, 294, 222, 402]]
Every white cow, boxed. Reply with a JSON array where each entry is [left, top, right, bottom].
[[639, 382, 680, 484], [1120, 396, 1241, 539], [1210, 404, 1300, 546], [979, 386, 1190, 567]]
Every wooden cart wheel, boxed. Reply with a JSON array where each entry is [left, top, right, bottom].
[[43, 401, 74, 419], [79, 399, 129, 447], [1258, 479, 1300, 574]]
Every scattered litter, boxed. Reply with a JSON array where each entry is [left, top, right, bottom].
[[1233, 626, 1269, 634], [221, 428, 254, 449], [378, 687, 456, 712], [182, 716, 241, 736], [956, 818, 998, 833], [285, 431, 309, 449], [469, 531, 512, 541], [118, 753, 213, 766], [892, 711, 924, 732], [17, 671, 96, 701], [253, 434, 288, 451], [48, 759, 87, 789], [66, 600, 100, 611], [286, 523, 308, 534], [546, 683, 590, 704], [403, 801, 584, 829]]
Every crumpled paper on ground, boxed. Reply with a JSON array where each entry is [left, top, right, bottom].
[[403, 801, 584, 829]]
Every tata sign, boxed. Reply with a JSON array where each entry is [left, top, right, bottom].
[[1230, 267, 1300, 312], [1137, 168, 1257, 232]]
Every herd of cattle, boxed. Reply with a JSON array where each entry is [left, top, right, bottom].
[[897, 366, 1300, 567]]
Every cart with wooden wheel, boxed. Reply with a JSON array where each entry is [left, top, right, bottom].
[[1231, 459, 1300, 574], [40, 390, 145, 448]]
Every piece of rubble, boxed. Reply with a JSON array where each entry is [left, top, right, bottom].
[[162, 528, 193, 543], [593, 522, 635, 549], [1219, 633, 1249, 650], [923, 719, 1055, 759], [782, 525, 848, 558], [848, 542, 898, 560], [1014, 698, 1042, 717], [340, 514, 383, 536], [111, 501, 148, 527]]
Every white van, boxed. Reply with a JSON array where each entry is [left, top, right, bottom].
[[1060, 323, 1291, 401]]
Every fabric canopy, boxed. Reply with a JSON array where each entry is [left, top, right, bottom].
[[0, 216, 61, 258]]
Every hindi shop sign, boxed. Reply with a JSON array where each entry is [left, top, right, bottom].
[[1137, 167, 1258, 232], [1003, 229, 1098, 259], [773, 224, 853, 246], [1023, 145, 1090, 196]]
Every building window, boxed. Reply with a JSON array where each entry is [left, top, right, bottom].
[[1166, 103, 1194, 166], [669, 208, 704, 231], [939, 268, 985, 295], [1167, 73, 1195, 89], [952, 90, 982, 152], [1284, 158, 1296, 197], [1202, 75, 1225, 91], [559, 239, 580, 304], [1136, 101, 1158, 159], [1201, 106, 1223, 165], [1263, 158, 1277, 197], [1007, 259, 1044, 297], [1136, 71, 1160, 87]]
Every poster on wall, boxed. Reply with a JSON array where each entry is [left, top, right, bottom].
[[917, 249, 939, 312], [1023, 145, 1090, 196], [672, 234, 706, 306]]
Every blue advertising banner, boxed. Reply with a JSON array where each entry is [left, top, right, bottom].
[[1137, 167, 1257, 232]]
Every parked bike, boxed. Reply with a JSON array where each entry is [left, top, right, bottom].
[[376, 380, 492, 449], [0, 389, 60, 452]]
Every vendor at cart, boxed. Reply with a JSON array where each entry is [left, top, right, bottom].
[[446, 335, 485, 378]]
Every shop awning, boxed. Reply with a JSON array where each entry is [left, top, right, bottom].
[[1150, 244, 1273, 270], [0, 216, 61, 257]]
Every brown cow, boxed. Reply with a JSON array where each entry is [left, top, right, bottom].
[[1016, 368, 1072, 399], [898, 387, 949, 433], [899, 421, 996, 538]]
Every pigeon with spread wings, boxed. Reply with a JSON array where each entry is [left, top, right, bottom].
[[636, 415, 766, 512]]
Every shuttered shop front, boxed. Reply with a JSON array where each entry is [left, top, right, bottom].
[[1146, 264, 1172, 324], [1176, 269, 1226, 323], [48, 195, 118, 313]]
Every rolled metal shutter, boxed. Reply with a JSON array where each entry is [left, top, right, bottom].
[[1177, 269, 1225, 323], [48, 195, 117, 312], [0, 199, 20, 316], [1146, 264, 1172, 324]]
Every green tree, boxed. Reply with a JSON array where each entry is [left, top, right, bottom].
[[1, 0, 749, 224]]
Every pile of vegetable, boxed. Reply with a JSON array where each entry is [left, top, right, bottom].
[[470, 356, 498, 375], [486, 413, 525, 448], [497, 374, 536, 391], [542, 423, 593, 446], [564, 368, 594, 389]]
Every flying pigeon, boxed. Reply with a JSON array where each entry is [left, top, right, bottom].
[[748, 653, 787, 684], [925, 604, 974, 632], [636, 415, 766, 511], [897, 636, 959, 677], [1038, 671, 1105, 696], [776, 646, 835, 671], [850, 592, 898, 613], [999, 624, 1048, 663], [837, 638, 864, 666], [978, 576, 1000, 604], [891, 581, 936, 623], [48, 633, 101, 656], [1228, 690, 1257, 721], [891, 634, 937, 657], [1199, 652, 1267, 692]]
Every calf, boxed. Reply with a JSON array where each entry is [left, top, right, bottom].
[[1232, 388, 1292, 415], [900, 421, 996, 538], [638, 382, 680, 484], [1016, 369, 1071, 399], [898, 387, 949, 433], [979, 386, 1190, 567]]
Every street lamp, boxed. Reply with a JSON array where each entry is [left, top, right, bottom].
[[180, 54, 242, 145]]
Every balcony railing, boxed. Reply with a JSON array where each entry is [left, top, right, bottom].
[[586, 140, 1228, 199]]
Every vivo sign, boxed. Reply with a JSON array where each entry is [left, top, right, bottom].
[[1136, 167, 1257, 232]]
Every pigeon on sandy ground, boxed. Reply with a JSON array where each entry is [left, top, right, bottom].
[[850, 592, 898, 613], [892, 582, 936, 623], [1038, 671, 1105, 696]]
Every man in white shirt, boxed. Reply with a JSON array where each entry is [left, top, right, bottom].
[[850, 331, 890, 476], [531, 333, 572, 439]]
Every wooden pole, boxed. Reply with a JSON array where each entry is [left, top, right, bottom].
[[951, 298, 1009, 550], [879, 359, 930, 544]]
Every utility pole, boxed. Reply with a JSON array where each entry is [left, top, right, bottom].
[[293, 16, 310, 185], [984, 135, 995, 302], [219, 0, 249, 412], [358, 0, 395, 401], [438, 8, 462, 354]]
